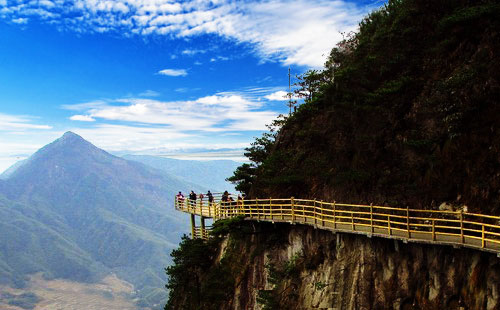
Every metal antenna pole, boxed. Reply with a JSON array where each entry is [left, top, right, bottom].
[[288, 67, 292, 116]]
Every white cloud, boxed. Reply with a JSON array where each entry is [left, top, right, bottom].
[[0, 113, 52, 130], [264, 91, 289, 101], [0, 114, 56, 172], [69, 124, 190, 151], [62, 91, 278, 132], [181, 49, 206, 56], [0, 0, 7, 6], [61, 100, 106, 111], [0, 87, 282, 172], [12, 17, 28, 24], [69, 115, 95, 122], [138, 90, 160, 97], [157, 68, 187, 76], [0, 0, 374, 68]]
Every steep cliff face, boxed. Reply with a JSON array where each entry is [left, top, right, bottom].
[[166, 221, 500, 310]]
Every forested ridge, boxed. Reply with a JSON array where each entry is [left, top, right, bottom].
[[229, 0, 500, 213]]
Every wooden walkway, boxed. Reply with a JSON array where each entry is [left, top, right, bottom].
[[175, 196, 500, 255]]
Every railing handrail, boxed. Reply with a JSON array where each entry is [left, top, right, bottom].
[[174, 196, 500, 253]]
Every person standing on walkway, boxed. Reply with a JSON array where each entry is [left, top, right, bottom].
[[207, 190, 214, 205], [221, 190, 229, 202], [176, 191, 185, 206], [189, 191, 197, 208]]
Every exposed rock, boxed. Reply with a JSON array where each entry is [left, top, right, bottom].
[[204, 223, 500, 310]]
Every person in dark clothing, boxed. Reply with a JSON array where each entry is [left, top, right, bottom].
[[189, 190, 197, 207], [207, 191, 214, 204], [221, 190, 229, 202]]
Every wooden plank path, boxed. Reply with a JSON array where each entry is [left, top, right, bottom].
[[175, 196, 500, 255]]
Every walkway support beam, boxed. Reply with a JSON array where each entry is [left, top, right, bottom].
[[190, 214, 196, 239], [201, 216, 206, 239]]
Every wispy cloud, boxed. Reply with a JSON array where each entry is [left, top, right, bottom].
[[210, 55, 230, 62], [70, 115, 95, 122], [0, 0, 374, 68], [138, 90, 160, 97], [70, 124, 190, 151], [158, 68, 188, 77], [181, 49, 206, 56], [64, 92, 278, 132], [0, 113, 56, 172], [61, 100, 107, 111], [0, 113, 52, 131], [264, 91, 289, 101], [11, 17, 28, 24]]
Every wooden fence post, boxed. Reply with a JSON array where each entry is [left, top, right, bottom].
[[256, 198, 260, 220], [387, 215, 391, 236], [291, 197, 295, 223], [432, 219, 436, 241], [370, 203, 373, 233], [302, 201, 306, 223], [321, 200, 324, 227], [269, 197, 272, 220], [407, 206, 411, 238], [482, 224, 485, 248], [314, 199, 317, 226], [281, 198, 284, 220], [460, 210, 464, 244], [333, 201, 336, 229], [351, 212, 354, 231]]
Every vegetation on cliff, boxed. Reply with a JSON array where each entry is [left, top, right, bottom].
[[165, 220, 500, 309], [165, 217, 254, 310], [229, 0, 500, 213]]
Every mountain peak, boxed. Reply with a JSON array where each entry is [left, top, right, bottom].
[[52, 131, 96, 150], [60, 131, 85, 142]]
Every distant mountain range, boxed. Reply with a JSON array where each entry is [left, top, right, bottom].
[[0, 132, 238, 309], [123, 155, 240, 193]]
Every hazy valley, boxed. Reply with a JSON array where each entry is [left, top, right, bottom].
[[0, 132, 240, 309]]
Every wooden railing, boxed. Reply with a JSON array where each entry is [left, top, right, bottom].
[[175, 196, 500, 254], [193, 226, 212, 239]]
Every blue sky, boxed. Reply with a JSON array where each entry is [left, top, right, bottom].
[[0, 0, 381, 172]]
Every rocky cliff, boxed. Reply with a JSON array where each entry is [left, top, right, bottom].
[[167, 220, 500, 310]]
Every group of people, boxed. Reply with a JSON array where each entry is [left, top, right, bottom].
[[176, 190, 215, 204], [176, 190, 244, 205]]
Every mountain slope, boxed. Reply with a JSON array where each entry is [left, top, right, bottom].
[[0, 132, 204, 308], [0, 159, 27, 180]]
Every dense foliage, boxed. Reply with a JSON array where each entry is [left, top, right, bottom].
[[165, 217, 253, 310], [229, 0, 500, 212]]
